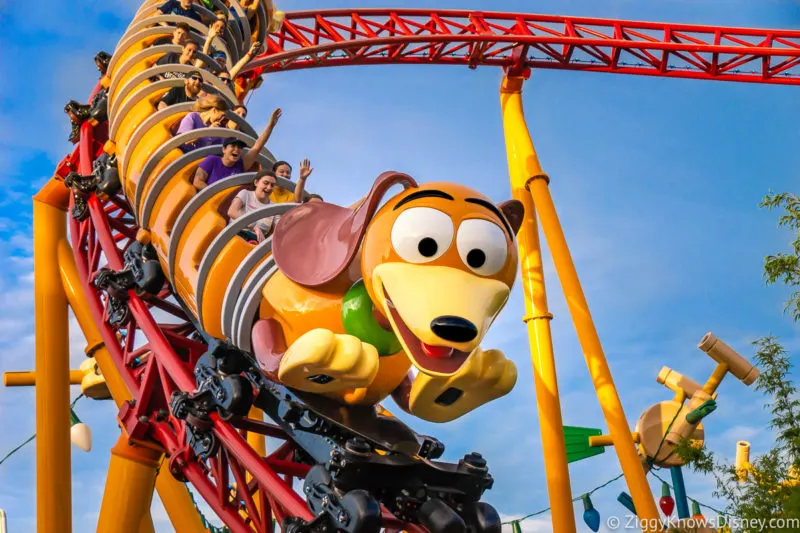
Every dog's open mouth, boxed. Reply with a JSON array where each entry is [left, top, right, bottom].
[[383, 289, 470, 375]]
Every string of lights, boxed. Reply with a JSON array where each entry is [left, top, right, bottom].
[[500, 473, 626, 524], [0, 394, 85, 466], [650, 469, 729, 517], [0, 392, 232, 530], [502, 467, 730, 528], [186, 486, 232, 533], [0, 393, 730, 529], [503, 402, 725, 528]]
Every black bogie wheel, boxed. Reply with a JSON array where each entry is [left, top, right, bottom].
[[459, 501, 501, 533], [303, 465, 382, 533], [218, 374, 254, 419], [96, 167, 121, 197], [137, 259, 166, 294], [337, 489, 382, 533], [417, 498, 466, 533]]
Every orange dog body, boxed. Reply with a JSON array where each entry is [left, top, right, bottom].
[[258, 274, 413, 406], [252, 172, 524, 423]]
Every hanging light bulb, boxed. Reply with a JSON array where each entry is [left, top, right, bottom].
[[690, 500, 704, 520], [582, 494, 600, 532], [70, 408, 92, 452], [659, 482, 675, 516]]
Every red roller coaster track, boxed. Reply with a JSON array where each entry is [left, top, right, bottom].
[[245, 9, 800, 84], [57, 7, 800, 533]]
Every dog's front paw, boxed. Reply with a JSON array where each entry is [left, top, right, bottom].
[[278, 328, 379, 393], [408, 347, 517, 423]]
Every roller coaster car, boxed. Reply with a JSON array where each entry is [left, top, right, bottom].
[[173, 173, 525, 533]]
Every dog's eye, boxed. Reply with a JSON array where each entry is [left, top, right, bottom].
[[391, 207, 453, 263], [456, 219, 508, 276]]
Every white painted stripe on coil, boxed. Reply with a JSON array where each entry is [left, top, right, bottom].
[[121, 103, 255, 189], [195, 202, 298, 329], [233, 261, 279, 351], [220, 237, 273, 339], [109, 60, 237, 133], [165, 172, 258, 285]]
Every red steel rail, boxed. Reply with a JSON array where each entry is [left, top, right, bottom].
[[244, 9, 800, 84]]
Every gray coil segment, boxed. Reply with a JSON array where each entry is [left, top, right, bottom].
[[195, 202, 297, 329], [166, 172, 259, 283], [220, 237, 274, 339], [105, 0, 305, 350], [233, 259, 279, 351]]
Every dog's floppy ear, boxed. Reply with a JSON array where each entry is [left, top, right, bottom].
[[498, 199, 524, 236], [273, 171, 417, 287]]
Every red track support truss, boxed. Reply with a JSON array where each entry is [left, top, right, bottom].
[[244, 9, 800, 85], [64, 124, 317, 533]]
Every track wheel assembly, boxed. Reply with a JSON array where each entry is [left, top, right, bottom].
[[296, 464, 382, 533], [417, 498, 466, 533], [459, 501, 502, 533]]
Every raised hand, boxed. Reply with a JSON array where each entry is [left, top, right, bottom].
[[248, 41, 262, 57], [269, 108, 282, 128], [299, 158, 313, 180]]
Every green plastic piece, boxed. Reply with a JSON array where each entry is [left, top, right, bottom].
[[582, 493, 595, 510], [563, 425, 605, 463], [690, 500, 702, 516], [342, 280, 402, 356], [686, 399, 717, 424], [511, 521, 522, 533]]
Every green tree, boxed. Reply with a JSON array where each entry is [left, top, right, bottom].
[[676, 192, 800, 530]]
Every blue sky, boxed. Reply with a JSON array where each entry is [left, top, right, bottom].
[[0, 0, 799, 531]]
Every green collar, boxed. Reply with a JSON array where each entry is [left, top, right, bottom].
[[342, 280, 401, 356]]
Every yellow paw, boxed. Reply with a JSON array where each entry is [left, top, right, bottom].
[[278, 329, 379, 393], [408, 347, 517, 423]]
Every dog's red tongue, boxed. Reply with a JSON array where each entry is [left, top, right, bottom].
[[421, 342, 453, 359]]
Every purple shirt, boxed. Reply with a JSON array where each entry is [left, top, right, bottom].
[[176, 112, 224, 152], [199, 155, 244, 185]]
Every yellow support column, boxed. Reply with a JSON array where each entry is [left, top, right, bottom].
[[247, 406, 268, 458], [499, 76, 661, 527], [96, 436, 163, 533], [247, 405, 268, 519], [500, 75, 576, 533], [138, 516, 156, 533], [57, 240, 207, 533], [32, 188, 72, 533]]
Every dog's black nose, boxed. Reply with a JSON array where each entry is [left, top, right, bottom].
[[430, 316, 478, 343]]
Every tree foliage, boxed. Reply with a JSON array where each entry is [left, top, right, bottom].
[[675, 192, 800, 531]]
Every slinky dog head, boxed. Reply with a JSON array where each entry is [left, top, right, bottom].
[[272, 172, 523, 378]]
